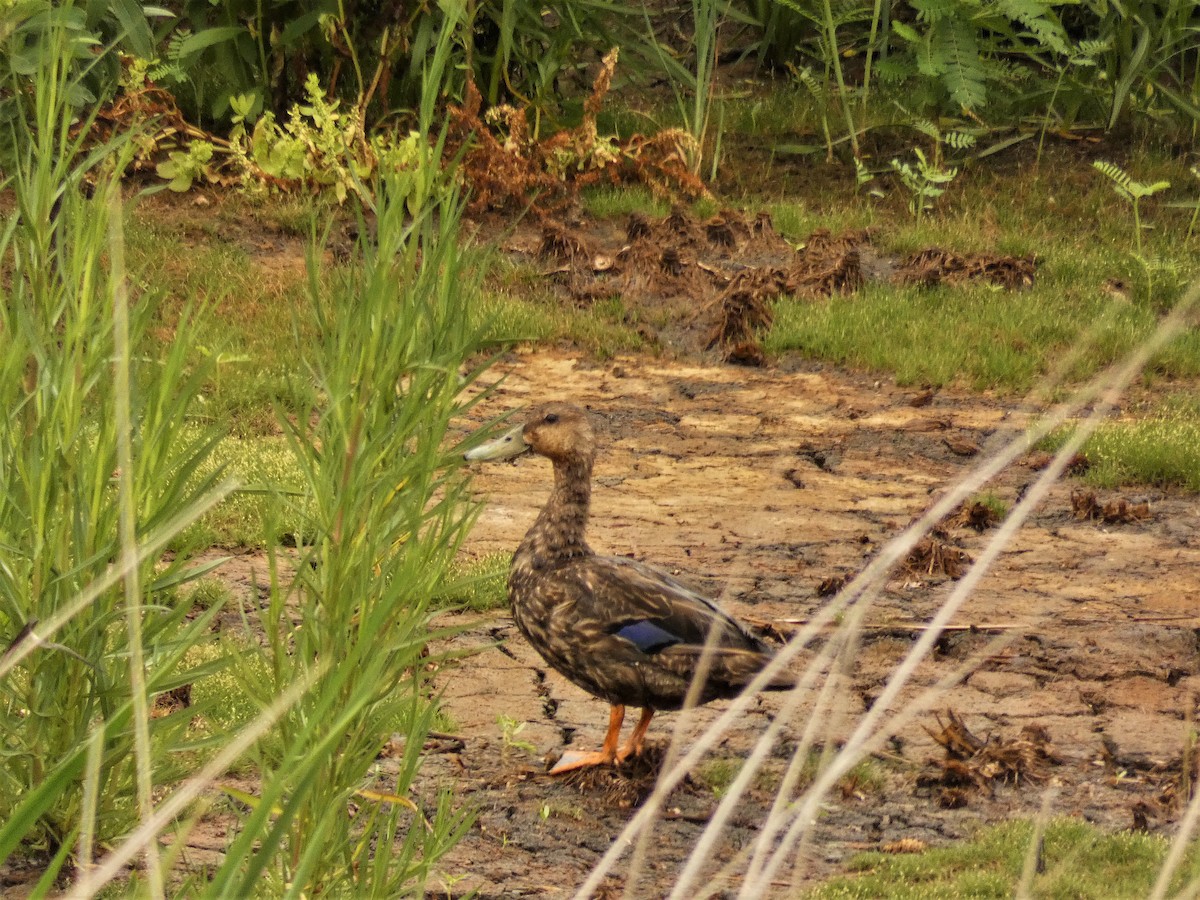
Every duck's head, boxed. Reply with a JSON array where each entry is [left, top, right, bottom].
[[465, 402, 595, 465]]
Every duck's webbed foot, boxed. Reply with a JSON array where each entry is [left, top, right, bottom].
[[548, 704, 624, 775]]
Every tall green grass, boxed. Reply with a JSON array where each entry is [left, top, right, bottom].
[[208, 185, 487, 896], [3, 4, 488, 894], [0, 16, 234, 887]]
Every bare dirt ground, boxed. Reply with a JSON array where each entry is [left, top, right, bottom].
[[393, 348, 1200, 898]]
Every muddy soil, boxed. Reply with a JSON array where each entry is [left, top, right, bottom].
[[397, 349, 1200, 898]]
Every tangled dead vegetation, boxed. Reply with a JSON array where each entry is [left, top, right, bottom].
[[448, 49, 707, 217], [1070, 490, 1151, 524], [905, 532, 971, 580], [556, 744, 667, 809], [517, 209, 1039, 363], [919, 710, 1058, 806], [896, 248, 1037, 290], [953, 500, 1001, 532]]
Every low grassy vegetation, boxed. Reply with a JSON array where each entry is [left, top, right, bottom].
[[810, 818, 1200, 899]]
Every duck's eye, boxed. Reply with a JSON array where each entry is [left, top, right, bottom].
[[543, 413, 559, 424]]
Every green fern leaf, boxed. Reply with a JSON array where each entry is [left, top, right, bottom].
[[911, 0, 958, 24], [997, 0, 1068, 54], [944, 130, 977, 150], [938, 18, 988, 110]]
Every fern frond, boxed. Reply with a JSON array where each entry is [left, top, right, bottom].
[[944, 130, 977, 150], [997, 0, 1068, 54], [1093, 159, 1134, 196], [912, 118, 941, 140], [939, 18, 988, 110], [911, 0, 958, 24], [1073, 39, 1110, 61]]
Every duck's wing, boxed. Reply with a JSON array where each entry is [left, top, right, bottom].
[[562, 555, 764, 651], [541, 555, 787, 705]]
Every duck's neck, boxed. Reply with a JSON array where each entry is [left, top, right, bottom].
[[516, 455, 594, 568]]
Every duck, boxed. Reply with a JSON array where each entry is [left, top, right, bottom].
[[466, 402, 790, 774]]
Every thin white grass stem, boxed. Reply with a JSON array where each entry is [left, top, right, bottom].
[[76, 726, 105, 881], [66, 664, 325, 899], [673, 620, 853, 897], [576, 394, 1082, 900], [768, 628, 1022, 897], [708, 642, 846, 897], [748, 615, 866, 890], [623, 613, 726, 897], [1016, 786, 1057, 899], [1151, 759, 1200, 898], [0, 482, 237, 682], [108, 191, 163, 898], [700, 630, 1022, 898], [746, 287, 1199, 894]]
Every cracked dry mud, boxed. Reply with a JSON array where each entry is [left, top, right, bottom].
[[193, 349, 1200, 898]]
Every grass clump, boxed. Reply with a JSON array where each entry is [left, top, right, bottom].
[[581, 185, 670, 219], [177, 432, 309, 548], [1047, 394, 1200, 491], [809, 818, 1197, 899], [0, 20, 235, 881], [439, 552, 512, 611]]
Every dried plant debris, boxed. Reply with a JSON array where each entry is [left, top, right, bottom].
[[706, 268, 783, 350], [801, 228, 874, 257], [627, 212, 653, 241], [1070, 490, 1151, 524], [896, 248, 1037, 290], [919, 710, 1057, 801], [507, 207, 1036, 359], [955, 500, 1000, 532], [1026, 451, 1091, 475], [790, 247, 864, 298], [906, 535, 971, 579], [556, 744, 667, 808], [449, 50, 709, 217], [817, 574, 849, 597], [881, 838, 929, 854], [539, 222, 592, 262]]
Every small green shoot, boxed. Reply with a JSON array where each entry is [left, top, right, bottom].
[[1092, 160, 1170, 256], [696, 757, 741, 799], [890, 148, 959, 221], [497, 715, 538, 756]]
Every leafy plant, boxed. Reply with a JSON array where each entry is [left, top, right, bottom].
[[1093, 160, 1170, 256], [498, 715, 538, 756], [890, 147, 959, 219]]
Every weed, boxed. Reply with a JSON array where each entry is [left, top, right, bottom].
[[1046, 394, 1200, 491], [438, 552, 512, 611], [696, 757, 741, 799], [1093, 161, 1171, 257], [890, 149, 959, 221], [185, 578, 233, 611], [497, 715, 538, 756]]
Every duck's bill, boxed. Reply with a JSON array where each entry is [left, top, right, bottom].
[[463, 423, 529, 461]]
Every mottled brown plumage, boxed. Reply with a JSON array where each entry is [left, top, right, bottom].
[[467, 402, 789, 773]]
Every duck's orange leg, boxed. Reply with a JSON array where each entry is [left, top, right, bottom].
[[549, 704, 625, 774], [617, 708, 654, 762]]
